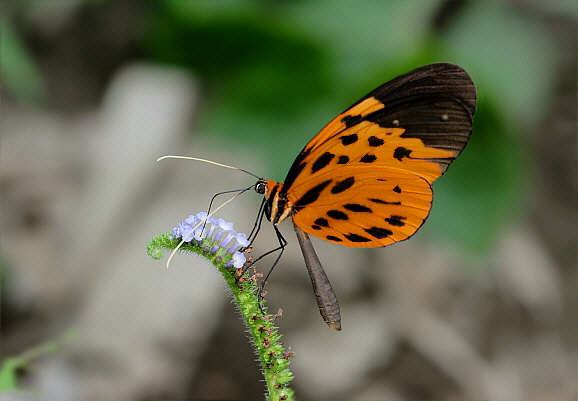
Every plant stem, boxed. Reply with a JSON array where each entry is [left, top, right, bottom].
[[148, 233, 295, 401]]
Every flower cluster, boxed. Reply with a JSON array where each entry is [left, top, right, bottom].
[[170, 212, 249, 268]]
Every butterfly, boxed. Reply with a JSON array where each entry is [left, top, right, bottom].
[[251, 63, 477, 330]]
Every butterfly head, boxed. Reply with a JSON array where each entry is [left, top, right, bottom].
[[254, 179, 267, 195], [255, 179, 291, 225]]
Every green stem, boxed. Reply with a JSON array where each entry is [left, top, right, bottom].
[[148, 233, 295, 401]]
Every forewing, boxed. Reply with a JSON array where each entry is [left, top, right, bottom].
[[291, 167, 433, 248], [280, 63, 476, 198]]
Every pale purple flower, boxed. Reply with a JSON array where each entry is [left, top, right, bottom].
[[195, 211, 208, 222], [179, 223, 194, 242], [171, 226, 181, 239], [226, 251, 247, 269], [220, 230, 237, 247], [193, 226, 207, 244], [235, 232, 250, 248], [217, 218, 234, 232], [184, 214, 196, 225], [226, 232, 250, 253], [170, 213, 248, 268]]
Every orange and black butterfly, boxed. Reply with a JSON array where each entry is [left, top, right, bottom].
[[246, 63, 476, 331]]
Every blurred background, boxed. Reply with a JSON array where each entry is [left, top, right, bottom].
[[1, 1, 576, 400]]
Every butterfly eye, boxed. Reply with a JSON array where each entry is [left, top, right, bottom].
[[255, 181, 267, 195]]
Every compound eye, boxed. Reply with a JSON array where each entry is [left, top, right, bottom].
[[255, 181, 266, 195]]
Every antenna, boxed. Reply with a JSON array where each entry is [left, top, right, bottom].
[[157, 155, 260, 179]]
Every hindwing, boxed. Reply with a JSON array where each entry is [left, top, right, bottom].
[[290, 167, 433, 247]]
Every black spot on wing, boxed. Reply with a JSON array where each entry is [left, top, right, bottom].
[[294, 179, 332, 211], [327, 235, 342, 242], [393, 147, 412, 161], [311, 152, 335, 174], [344, 233, 372, 243], [384, 215, 406, 227], [337, 155, 349, 164], [331, 177, 355, 194], [314, 218, 329, 227], [340, 133, 358, 146], [311, 225, 321, 230], [327, 210, 349, 220], [341, 114, 363, 128], [360, 154, 377, 163], [393, 186, 402, 193], [369, 198, 401, 205], [343, 204, 372, 213], [365, 227, 393, 239], [368, 136, 385, 147]]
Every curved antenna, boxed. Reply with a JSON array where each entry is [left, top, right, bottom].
[[165, 189, 247, 269], [200, 184, 255, 234], [157, 155, 260, 180], [206, 185, 255, 217]]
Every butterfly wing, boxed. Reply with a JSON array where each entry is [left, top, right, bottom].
[[291, 167, 433, 247], [282, 63, 476, 247]]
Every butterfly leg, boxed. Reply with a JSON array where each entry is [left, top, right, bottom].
[[293, 221, 342, 331], [239, 222, 286, 278], [235, 199, 269, 283], [246, 198, 267, 246], [240, 224, 287, 314], [259, 224, 288, 286]]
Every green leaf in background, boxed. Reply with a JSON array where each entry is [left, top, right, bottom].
[[0, 359, 19, 391], [0, 330, 75, 392], [424, 97, 531, 252], [143, 1, 336, 177], [443, 1, 558, 131], [0, 18, 47, 104]]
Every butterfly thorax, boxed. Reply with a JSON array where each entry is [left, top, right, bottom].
[[260, 180, 294, 225]]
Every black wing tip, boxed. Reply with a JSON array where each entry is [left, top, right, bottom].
[[370, 62, 477, 118], [418, 62, 477, 115], [410, 62, 472, 82]]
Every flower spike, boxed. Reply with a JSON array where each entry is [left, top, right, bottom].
[[147, 213, 295, 400]]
